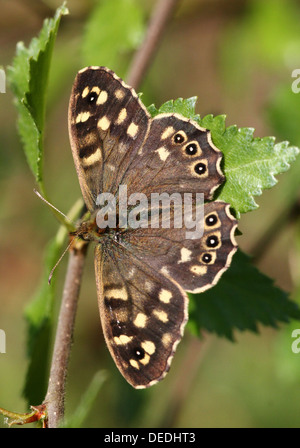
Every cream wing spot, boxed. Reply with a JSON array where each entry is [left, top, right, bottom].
[[161, 126, 175, 140], [129, 359, 140, 370], [190, 265, 208, 276], [81, 86, 90, 98], [114, 88, 125, 100], [155, 146, 170, 162], [114, 335, 133, 345], [81, 148, 102, 167], [98, 116, 110, 131], [91, 86, 100, 95], [127, 122, 139, 138], [178, 247, 192, 264], [162, 333, 172, 347], [159, 289, 172, 304], [133, 313, 147, 328], [116, 108, 127, 124], [105, 286, 128, 300], [153, 309, 168, 323], [160, 266, 170, 276], [139, 354, 150, 366], [141, 340, 156, 355], [144, 281, 153, 292], [97, 90, 108, 105], [76, 111, 91, 123]]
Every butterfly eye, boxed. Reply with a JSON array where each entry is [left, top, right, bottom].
[[206, 235, 219, 248], [173, 132, 186, 144], [87, 92, 98, 103], [185, 142, 198, 156], [133, 347, 145, 360], [202, 253, 213, 264], [205, 214, 218, 226], [194, 162, 207, 175]]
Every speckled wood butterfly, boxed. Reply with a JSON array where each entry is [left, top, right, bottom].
[[68, 66, 237, 388]]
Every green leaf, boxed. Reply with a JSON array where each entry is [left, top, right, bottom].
[[148, 98, 300, 217], [200, 114, 299, 216], [188, 251, 300, 340], [148, 97, 200, 121], [7, 3, 68, 190], [82, 0, 145, 78]]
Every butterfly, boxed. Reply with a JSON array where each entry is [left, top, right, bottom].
[[68, 66, 238, 389]]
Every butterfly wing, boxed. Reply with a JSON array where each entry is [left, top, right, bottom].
[[123, 201, 238, 294], [94, 242, 188, 388], [68, 66, 150, 211], [123, 113, 225, 201], [69, 66, 238, 388], [94, 200, 237, 388]]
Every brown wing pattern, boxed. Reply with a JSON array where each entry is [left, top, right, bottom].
[[69, 66, 238, 388], [94, 243, 188, 388]]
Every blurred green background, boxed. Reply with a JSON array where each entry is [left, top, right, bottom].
[[0, 0, 300, 428]]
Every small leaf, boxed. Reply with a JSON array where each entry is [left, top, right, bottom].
[[0, 404, 47, 427], [148, 97, 199, 121], [7, 3, 68, 189], [82, 0, 145, 78], [188, 250, 300, 340]]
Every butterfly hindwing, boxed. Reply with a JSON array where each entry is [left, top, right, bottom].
[[94, 243, 188, 388], [122, 201, 237, 294]]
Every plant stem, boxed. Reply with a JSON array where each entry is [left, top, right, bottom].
[[44, 241, 88, 428], [126, 0, 181, 90]]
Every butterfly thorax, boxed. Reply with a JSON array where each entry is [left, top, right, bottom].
[[74, 213, 124, 246]]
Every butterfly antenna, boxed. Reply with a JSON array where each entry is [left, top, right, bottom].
[[48, 237, 75, 285], [33, 189, 75, 230]]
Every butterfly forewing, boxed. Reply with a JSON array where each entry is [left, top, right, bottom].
[[69, 66, 238, 388], [68, 66, 150, 211], [123, 114, 225, 201]]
